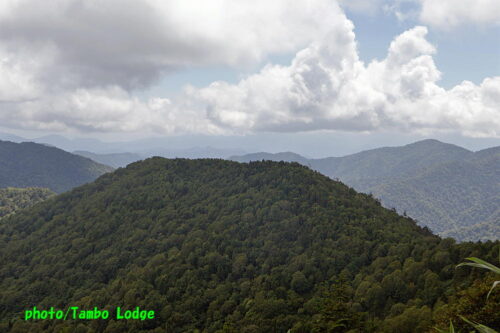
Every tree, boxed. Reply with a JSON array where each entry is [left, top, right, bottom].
[[312, 275, 359, 332]]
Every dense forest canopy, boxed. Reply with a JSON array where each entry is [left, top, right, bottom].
[[231, 140, 500, 242], [0, 187, 54, 218], [0, 158, 498, 332]]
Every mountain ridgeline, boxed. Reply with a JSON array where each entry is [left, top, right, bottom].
[[0, 140, 114, 193], [231, 140, 500, 242], [0, 158, 498, 332], [74, 151, 143, 168]]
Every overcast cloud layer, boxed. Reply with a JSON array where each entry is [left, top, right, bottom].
[[0, 0, 499, 137]]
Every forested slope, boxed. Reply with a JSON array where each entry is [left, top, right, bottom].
[[0, 187, 54, 218], [231, 140, 500, 241], [0, 158, 498, 332], [369, 150, 499, 241], [0, 140, 113, 193]]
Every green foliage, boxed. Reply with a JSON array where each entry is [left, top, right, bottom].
[[310, 275, 359, 332], [0, 140, 113, 193], [456, 255, 500, 332], [232, 140, 500, 241], [457, 255, 500, 299], [0, 158, 498, 332], [460, 316, 498, 333], [0, 187, 54, 218], [435, 321, 455, 333], [433, 277, 500, 332]]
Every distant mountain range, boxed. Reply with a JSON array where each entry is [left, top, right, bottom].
[[74, 151, 143, 168], [0, 140, 113, 193], [73, 147, 246, 168], [231, 139, 499, 241], [0, 132, 246, 160]]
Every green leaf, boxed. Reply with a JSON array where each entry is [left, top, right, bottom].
[[434, 320, 455, 333], [460, 316, 498, 333], [486, 280, 500, 300], [456, 257, 500, 275], [457, 257, 500, 300]]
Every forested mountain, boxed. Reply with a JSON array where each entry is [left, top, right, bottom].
[[0, 133, 25, 143], [311, 139, 473, 189], [231, 140, 500, 241], [74, 151, 143, 168], [368, 148, 499, 241], [0, 158, 498, 332], [0, 187, 54, 218], [0, 140, 114, 193]]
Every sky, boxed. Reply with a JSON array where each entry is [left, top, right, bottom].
[[0, 0, 499, 156]]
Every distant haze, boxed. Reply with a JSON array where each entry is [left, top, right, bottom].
[[0, 129, 498, 159]]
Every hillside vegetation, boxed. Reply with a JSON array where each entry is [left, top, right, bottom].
[[0, 140, 114, 193], [0, 187, 54, 218], [231, 140, 500, 241], [0, 158, 498, 332]]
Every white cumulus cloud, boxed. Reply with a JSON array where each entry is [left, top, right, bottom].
[[188, 25, 500, 137], [0, 1, 498, 138], [419, 0, 500, 29]]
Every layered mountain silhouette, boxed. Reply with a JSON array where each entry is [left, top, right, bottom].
[[231, 139, 499, 241], [74, 150, 143, 168], [0, 140, 113, 193]]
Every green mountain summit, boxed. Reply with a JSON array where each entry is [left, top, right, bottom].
[[0, 158, 497, 332]]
